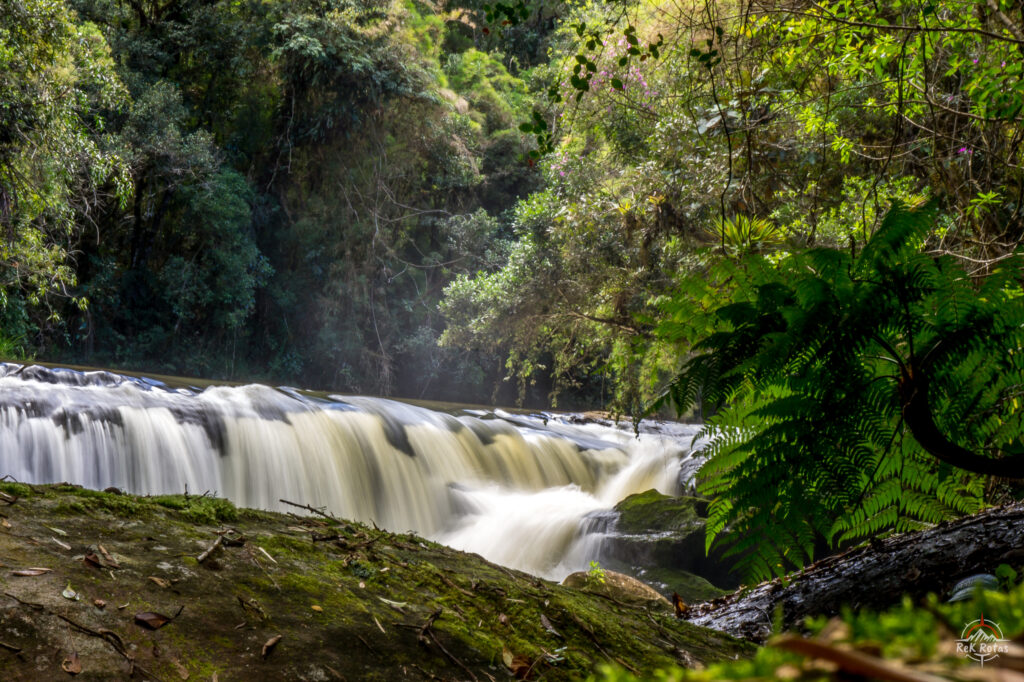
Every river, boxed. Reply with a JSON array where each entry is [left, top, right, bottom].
[[0, 363, 701, 580]]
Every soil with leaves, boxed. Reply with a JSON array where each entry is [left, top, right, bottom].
[[0, 482, 749, 681]]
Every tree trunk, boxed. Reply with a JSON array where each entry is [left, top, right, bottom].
[[684, 502, 1024, 642]]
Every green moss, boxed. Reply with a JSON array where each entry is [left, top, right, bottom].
[[91, 493, 146, 516], [636, 567, 727, 603], [259, 533, 320, 559], [49, 487, 148, 516], [151, 495, 237, 524], [53, 501, 91, 515], [151, 495, 189, 510], [614, 490, 707, 534], [0, 482, 33, 498]]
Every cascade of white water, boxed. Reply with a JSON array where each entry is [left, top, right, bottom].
[[0, 364, 698, 580]]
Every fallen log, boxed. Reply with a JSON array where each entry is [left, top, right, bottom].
[[684, 501, 1024, 642]]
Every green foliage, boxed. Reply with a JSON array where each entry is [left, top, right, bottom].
[[651, 202, 1023, 581], [586, 560, 607, 587], [707, 215, 784, 255], [0, 0, 129, 313], [590, 579, 1024, 681]]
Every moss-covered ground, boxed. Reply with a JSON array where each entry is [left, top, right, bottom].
[[0, 483, 752, 680]]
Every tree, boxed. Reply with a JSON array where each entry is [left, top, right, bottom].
[[0, 0, 129, 339], [651, 201, 1024, 581]]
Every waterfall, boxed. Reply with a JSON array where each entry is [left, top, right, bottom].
[[0, 363, 698, 580]]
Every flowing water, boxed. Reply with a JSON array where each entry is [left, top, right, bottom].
[[0, 363, 701, 580]]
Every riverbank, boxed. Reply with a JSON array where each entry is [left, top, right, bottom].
[[0, 482, 751, 680]]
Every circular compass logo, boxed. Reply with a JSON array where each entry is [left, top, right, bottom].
[[957, 614, 1010, 666]]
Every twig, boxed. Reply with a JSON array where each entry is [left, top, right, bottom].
[[567, 611, 614, 662], [357, 634, 379, 657], [415, 608, 478, 681], [3, 592, 43, 610], [6, 591, 165, 680], [338, 534, 380, 553], [524, 649, 556, 680], [772, 635, 948, 682], [426, 630, 478, 682], [197, 535, 223, 563], [612, 655, 640, 675], [438, 573, 474, 598], [417, 608, 442, 644], [279, 498, 342, 523], [409, 663, 443, 680], [0, 641, 21, 653]]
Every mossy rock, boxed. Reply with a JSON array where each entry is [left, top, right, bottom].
[[562, 569, 672, 611], [601, 490, 739, 600], [0, 484, 753, 680], [614, 489, 708, 535]]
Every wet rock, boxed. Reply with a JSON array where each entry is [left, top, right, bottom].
[[597, 489, 740, 601]]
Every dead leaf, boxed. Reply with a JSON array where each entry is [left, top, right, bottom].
[[83, 553, 103, 569], [62, 584, 80, 601], [97, 545, 119, 568], [501, 646, 532, 679], [1, 518, 11, 528], [12, 567, 52, 576], [52, 537, 72, 551], [540, 614, 562, 639], [61, 652, 82, 675], [672, 591, 688, 618], [261, 634, 282, 659], [498, 613, 510, 627], [148, 576, 171, 589], [171, 658, 190, 680], [44, 524, 67, 536], [93, 599, 107, 609], [311, 605, 323, 612], [135, 611, 172, 630]]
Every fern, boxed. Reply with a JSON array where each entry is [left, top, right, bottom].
[[651, 200, 1024, 583]]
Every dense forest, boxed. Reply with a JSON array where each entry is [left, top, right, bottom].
[[1, 0, 1022, 407]]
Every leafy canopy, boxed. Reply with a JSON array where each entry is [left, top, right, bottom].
[[652, 201, 1024, 581]]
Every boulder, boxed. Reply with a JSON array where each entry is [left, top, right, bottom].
[[596, 489, 740, 601], [562, 569, 672, 611]]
